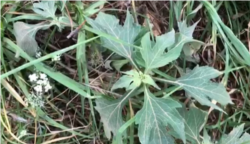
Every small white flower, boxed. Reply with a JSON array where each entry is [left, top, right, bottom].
[[36, 51, 41, 58], [36, 80, 46, 85], [29, 73, 38, 82], [39, 73, 47, 80], [34, 85, 43, 93], [44, 83, 52, 92], [52, 54, 61, 61]]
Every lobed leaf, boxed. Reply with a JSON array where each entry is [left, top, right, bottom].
[[178, 105, 207, 143], [140, 30, 176, 70], [13, 22, 38, 57], [177, 20, 200, 38], [33, 1, 57, 19], [86, 10, 141, 63], [135, 87, 185, 144], [111, 69, 141, 91], [13, 22, 50, 57], [140, 20, 202, 71], [95, 90, 135, 139], [220, 124, 250, 144], [177, 20, 203, 63], [176, 66, 233, 111]]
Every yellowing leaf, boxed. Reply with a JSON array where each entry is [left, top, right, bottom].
[[111, 70, 160, 91], [142, 74, 160, 90], [111, 70, 141, 91]]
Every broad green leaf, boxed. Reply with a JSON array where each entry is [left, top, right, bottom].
[[135, 87, 185, 144], [59, 16, 76, 26], [177, 20, 204, 63], [95, 90, 135, 139], [140, 26, 201, 71], [13, 18, 71, 57], [13, 22, 51, 57], [182, 41, 204, 63], [111, 69, 141, 91], [13, 22, 39, 57], [111, 70, 160, 91], [140, 30, 176, 70], [220, 124, 250, 144], [178, 20, 199, 38], [178, 105, 207, 143], [86, 10, 141, 63], [112, 59, 129, 71], [142, 74, 160, 90], [238, 133, 250, 144], [136, 33, 195, 69], [33, 1, 57, 19], [175, 66, 233, 111]]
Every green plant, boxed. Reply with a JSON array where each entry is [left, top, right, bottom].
[[85, 10, 241, 144], [2, 1, 250, 144]]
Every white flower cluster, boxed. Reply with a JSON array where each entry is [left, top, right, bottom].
[[27, 72, 52, 108], [25, 92, 44, 108], [29, 73, 52, 94]]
